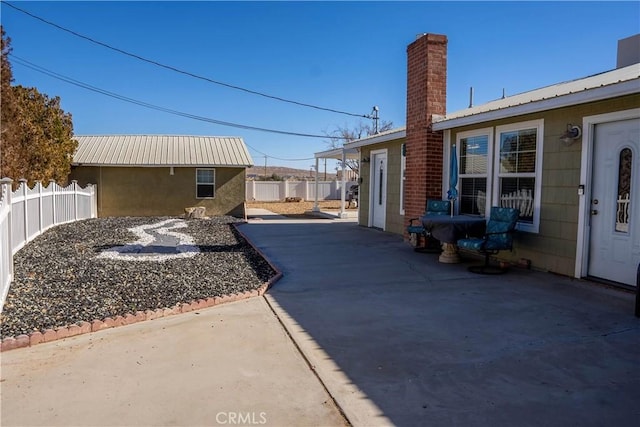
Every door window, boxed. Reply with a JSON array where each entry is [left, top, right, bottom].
[[616, 148, 632, 233]]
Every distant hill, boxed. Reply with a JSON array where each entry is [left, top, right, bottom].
[[246, 165, 336, 180]]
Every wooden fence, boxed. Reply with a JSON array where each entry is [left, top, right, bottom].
[[0, 179, 97, 311]]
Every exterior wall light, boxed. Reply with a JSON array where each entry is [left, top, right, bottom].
[[560, 124, 582, 146]]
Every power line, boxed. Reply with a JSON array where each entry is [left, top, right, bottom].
[[2, 1, 369, 119], [245, 144, 315, 162], [10, 54, 346, 140]]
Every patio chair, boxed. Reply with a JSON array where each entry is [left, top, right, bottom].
[[457, 207, 519, 274], [407, 199, 451, 252]]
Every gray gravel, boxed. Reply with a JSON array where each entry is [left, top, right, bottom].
[[0, 216, 276, 338]]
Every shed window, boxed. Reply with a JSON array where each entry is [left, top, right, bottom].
[[196, 169, 215, 198]]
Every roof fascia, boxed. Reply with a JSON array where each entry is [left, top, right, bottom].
[[343, 128, 406, 150], [433, 79, 639, 131]]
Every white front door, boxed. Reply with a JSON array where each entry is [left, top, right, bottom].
[[588, 118, 640, 286], [371, 151, 387, 229]]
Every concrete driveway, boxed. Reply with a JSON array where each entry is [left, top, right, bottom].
[[0, 297, 347, 427], [238, 216, 640, 427]]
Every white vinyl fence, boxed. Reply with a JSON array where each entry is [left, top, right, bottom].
[[476, 189, 535, 218], [0, 179, 97, 311], [246, 180, 358, 202]]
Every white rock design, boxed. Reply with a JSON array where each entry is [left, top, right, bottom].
[[98, 219, 200, 261]]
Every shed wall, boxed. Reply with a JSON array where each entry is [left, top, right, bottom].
[[70, 166, 246, 218], [359, 138, 406, 235]]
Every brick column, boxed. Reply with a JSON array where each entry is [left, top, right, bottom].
[[404, 33, 447, 235]]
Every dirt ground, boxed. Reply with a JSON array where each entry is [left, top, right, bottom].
[[246, 200, 356, 216]]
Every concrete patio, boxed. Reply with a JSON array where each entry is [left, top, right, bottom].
[[240, 213, 640, 427]]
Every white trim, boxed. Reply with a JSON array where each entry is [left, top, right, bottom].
[[493, 119, 544, 233], [455, 127, 494, 216], [575, 108, 640, 279], [442, 130, 451, 200], [400, 143, 406, 216], [442, 130, 451, 205], [196, 168, 216, 199]]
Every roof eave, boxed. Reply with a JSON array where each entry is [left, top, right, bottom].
[[72, 163, 253, 168], [432, 79, 639, 131], [314, 147, 359, 160], [343, 127, 406, 150]]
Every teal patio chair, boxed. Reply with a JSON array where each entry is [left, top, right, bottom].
[[457, 207, 519, 274], [407, 199, 451, 252]]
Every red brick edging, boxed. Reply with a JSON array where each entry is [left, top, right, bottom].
[[0, 222, 283, 352]]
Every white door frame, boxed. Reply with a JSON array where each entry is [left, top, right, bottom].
[[575, 108, 640, 279], [368, 149, 388, 230]]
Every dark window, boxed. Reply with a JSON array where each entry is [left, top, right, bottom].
[[196, 169, 215, 199]]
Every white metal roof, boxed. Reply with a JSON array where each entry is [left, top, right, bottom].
[[73, 135, 254, 167], [314, 147, 359, 160], [314, 127, 407, 160], [432, 64, 640, 130], [343, 127, 406, 150]]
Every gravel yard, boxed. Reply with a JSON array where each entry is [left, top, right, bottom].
[[0, 216, 276, 338]]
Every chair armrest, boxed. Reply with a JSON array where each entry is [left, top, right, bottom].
[[408, 217, 422, 227]]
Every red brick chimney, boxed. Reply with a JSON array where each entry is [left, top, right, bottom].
[[404, 33, 447, 234]]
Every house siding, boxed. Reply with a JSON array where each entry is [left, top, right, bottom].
[[70, 166, 246, 218], [449, 93, 640, 276], [358, 138, 406, 234]]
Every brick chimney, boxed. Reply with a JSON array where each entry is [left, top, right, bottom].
[[404, 33, 447, 234]]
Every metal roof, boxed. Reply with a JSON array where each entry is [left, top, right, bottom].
[[343, 127, 406, 150], [432, 63, 640, 130], [314, 127, 407, 159], [73, 135, 254, 167]]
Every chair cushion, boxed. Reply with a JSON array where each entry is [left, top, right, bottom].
[[457, 238, 484, 251], [485, 207, 519, 249], [489, 207, 520, 223], [458, 237, 508, 252], [426, 200, 451, 216], [486, 228, 512, 248], [459, 207, 519, 253], [407, 225, 425, 234]]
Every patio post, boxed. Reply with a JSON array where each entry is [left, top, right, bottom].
[[339, 149, 347, 218], [312, 157, 320, 212]]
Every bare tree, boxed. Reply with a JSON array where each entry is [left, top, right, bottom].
[[324, 120, 394, 175]]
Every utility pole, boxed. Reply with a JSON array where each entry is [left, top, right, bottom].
[[324, 158, 327, 181], [372, 106, 380, 134], [263, 156, 267, 179]]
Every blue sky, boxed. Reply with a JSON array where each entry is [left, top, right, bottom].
[[2, 1, 639, 171]]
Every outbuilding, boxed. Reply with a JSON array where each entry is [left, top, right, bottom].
[[70, 135, 253, 218]]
